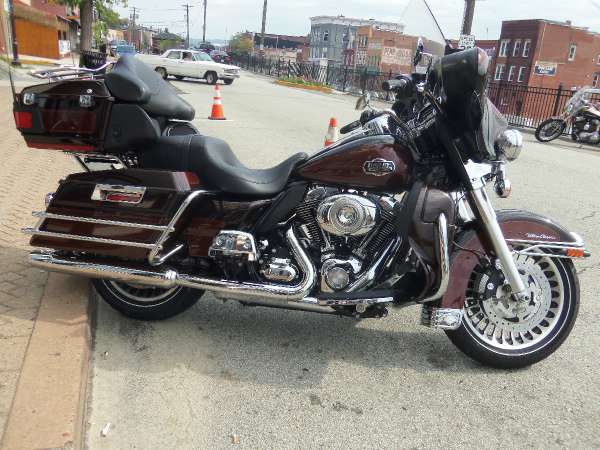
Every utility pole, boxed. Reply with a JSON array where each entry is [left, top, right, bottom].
[[129, 7, 139, 50], [202, 0, 207, 43], [461, 0, 476, 35], [7, 0, 20, 66], [183, 3, 193, 48], [260, 0, 267, 54]]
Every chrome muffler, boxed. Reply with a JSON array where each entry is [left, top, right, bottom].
[[29, 228, 336, 313]]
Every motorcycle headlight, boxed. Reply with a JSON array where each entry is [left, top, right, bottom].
[[495, 129, 523, 161]]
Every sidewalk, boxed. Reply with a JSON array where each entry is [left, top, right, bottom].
[[0, 87, 89, 448]]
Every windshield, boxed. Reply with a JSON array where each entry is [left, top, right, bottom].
[[564, 87, 600, 114], [193, 52, 213, 62], [400, 0, 447, 71]]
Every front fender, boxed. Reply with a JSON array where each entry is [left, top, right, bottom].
[[440, 209, 588, 310]]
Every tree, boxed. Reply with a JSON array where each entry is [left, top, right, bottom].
[[59, 0, 126, 51], [229, 33, 253, 55]]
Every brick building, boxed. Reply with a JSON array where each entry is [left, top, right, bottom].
[[355, 25, 416, 74], [309, 16, 403, 66], [252, 33, 310, 62], [491, 19, 600, 89]]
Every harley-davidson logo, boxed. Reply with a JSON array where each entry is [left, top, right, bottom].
[[363, 158, 395, 177]]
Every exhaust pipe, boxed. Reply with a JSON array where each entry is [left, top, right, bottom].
[[29, 228, 334, 313]]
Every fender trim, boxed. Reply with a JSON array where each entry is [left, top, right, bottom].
[[440, 209, 589, 310]]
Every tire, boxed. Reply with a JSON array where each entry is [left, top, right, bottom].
[[92, 279, 203, 321], [535, 118, 566, 142], [205, 71, 218, 85], [223, 79, 234, 85], [446, 253, 580, 369], [174, 75, 184, 80], [155, 67, 168, 80]]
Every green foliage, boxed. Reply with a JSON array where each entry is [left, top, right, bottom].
[[159, 39, 181, 53], [278, 76, 326, 88], [229, 33, 253, 55]]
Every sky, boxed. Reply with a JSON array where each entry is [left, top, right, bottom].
[[117, 0, 600, 42]]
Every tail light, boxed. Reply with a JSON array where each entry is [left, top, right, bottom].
[[14, 111, 33, 129]]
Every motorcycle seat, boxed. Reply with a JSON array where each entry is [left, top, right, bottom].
[[105, 55, 195, 121], [138, 135, 309, 197]]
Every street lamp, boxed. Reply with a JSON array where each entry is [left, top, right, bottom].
[[7, 0, 20, 66]]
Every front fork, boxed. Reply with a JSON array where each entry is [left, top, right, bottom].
[[468, 185, 527, 298]]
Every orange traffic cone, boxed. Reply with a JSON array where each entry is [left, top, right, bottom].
[[324, 117, 339, 146], [208, 84, 227, 120]]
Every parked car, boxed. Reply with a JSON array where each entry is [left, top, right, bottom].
[[210, 50, 231, 64], [136, 49, 241, 85], [115, 44, 136, 58], [110, 40, 128, 57]]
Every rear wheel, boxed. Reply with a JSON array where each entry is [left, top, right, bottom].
[[446, 252, 579, 368], [174, 75, 184, 80], [92, 279, 203, 320], [205, 71, 218, 85], [155, 67, 168, 80], [535, 119, 566, 142]]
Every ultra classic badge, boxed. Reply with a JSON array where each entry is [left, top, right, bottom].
[[363, 158, 396, 177]]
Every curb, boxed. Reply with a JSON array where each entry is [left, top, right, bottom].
[[1, 274, 91, 450]]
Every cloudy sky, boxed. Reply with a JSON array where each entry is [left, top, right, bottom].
[[118, 0, 600, 42]]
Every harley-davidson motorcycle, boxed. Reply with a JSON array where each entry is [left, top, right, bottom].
[[9, 2, 590, 369], [535, 86, 600, 144]]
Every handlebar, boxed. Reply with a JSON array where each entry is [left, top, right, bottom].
[[382, 78, 408, 92]]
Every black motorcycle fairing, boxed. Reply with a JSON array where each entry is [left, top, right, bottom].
[[105, 55, 195, 121], [138, 135, 309, 197]]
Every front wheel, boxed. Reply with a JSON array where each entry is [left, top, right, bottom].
[[535, 118, 566, 142], [446, 253, 579, 369], [223, 79, 234, 85], [92, 279, 203, 320]]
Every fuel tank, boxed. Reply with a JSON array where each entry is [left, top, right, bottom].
[[296, 135, 415, 191]]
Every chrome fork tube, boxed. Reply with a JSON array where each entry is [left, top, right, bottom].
[[469, 187, 526, 295]]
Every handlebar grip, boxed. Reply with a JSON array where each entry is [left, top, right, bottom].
[[382, 78, 408, 92]]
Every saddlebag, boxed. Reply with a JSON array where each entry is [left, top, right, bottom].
[[25, 169, 198, 261]]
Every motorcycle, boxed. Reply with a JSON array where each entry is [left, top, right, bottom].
[[535, 86, 600, 143], [9, 1, 590, 369]]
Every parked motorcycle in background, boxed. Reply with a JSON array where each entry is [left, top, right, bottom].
[[535, 86, 600, 143]]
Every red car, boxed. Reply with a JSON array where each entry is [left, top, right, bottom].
[[210, 50, 232, 64]]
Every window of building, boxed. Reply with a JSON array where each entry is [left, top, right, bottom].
[[597, 54, 600, 64], [568, 44, 577, 61], [513, 39, 521, 57], [499, 40, 510, 57], [594, 73, 600, 87], [508, 65, 516, 81], [323, 30, 329, 42], [523, 39, 531, 57], [494, 64, 505, 81], [518, 66, 527, 83]]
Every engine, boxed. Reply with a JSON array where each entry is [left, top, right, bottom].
[[294, 187, 400, 293]]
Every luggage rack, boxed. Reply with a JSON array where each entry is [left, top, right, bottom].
[[28, 61, 114, 82], [23, 190, 213, 265]]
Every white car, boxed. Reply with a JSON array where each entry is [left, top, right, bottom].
[[137, 49, 241, 85]]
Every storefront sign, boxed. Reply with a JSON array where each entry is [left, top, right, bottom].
[[458, 34, 475, 49], [381, 47, 412, 67], [534, 62, 557, 76]]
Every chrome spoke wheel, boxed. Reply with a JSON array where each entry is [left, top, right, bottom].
[[464, 253, 564, 352], [104, 280, 183, 308]]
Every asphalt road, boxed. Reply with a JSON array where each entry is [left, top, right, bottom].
[[85, 72, 600, 449]]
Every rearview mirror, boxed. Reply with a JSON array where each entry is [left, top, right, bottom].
[[356, 92, 371, 110]]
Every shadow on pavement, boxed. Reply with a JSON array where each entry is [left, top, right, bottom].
[[93, 290, 497, 389]]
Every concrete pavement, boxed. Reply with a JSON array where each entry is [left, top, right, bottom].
[[85, 73, 600, 449]]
